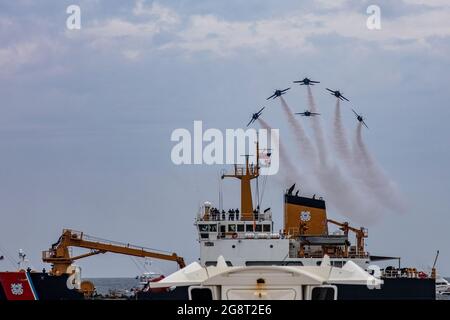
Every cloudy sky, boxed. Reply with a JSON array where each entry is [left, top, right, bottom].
[[1, 0, 450, 277]]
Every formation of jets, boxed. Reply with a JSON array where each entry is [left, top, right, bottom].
[[246, 76, 369, 129]]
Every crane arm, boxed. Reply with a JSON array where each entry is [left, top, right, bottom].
[[327, 219, 367, 255], [66, 250, 104, 262], [43, 229, 186, 275], [68, 237, 183, 265], [327, 219, 367, 235]]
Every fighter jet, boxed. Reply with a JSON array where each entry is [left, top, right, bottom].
[[352, 109, 368, 129], [326, 88, 349, 101], [293, 77, 320, 86], [266, 88, 290, 100], [295, 110, 320, 117], [247, 107, 265, 127]]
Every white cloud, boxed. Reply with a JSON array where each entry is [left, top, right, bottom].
[[162, 8, 450, 56], [0, 42, 38, 68], [168, 14, 316, 56], [122, 49, 141, 61], [4, 1, 450, 65], [0, 38, 64, 75], [78, 1, 181, 53], [133, 0, 180, 25], [85, 18, 159, 39], [402, 0, 450, 7], [315, 0, 350, 9]]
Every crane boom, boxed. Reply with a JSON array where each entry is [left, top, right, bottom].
[[327, 219, 368, 255], [42, 229, 186, 275]]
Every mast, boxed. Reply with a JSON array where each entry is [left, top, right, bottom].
[[222, 139, 260, 220]]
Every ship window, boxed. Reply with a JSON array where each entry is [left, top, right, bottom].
[[190, 288, 213, 301], [200, 233, 209, 239], [228, 224, 236, 232], [237, 224, 244, 232], [246, 261, 304, 266], [263, 224, 271, 232], [255, 224, 262, 232], [209, 224, 217, 232], [199, 224, 209, 232], [220, 225, 226, 233], [246, 224, 254, 232], [331, 261, 343, 267], [311, 287, 336, 300], [205, 261, 233, 266], [284, 261, 304, 266]]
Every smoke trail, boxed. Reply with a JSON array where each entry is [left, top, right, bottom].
[[332, 99, 352, 162], [258, 118, 303, 184], [306, 86, 328, 166], [355, 123, 367, 159], [279, 96, 317, 162], [304, 87, 382, 223], [315, 164, 383, 224], [353, 123, 406, 213]]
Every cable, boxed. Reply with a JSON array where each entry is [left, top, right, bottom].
[[0, 243, 18, 269], [259, 174, 268, 208], [130, 257, 145, 274]]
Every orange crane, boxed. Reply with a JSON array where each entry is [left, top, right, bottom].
[[42, 229, 186, 276], [327, 219, 368, 255]]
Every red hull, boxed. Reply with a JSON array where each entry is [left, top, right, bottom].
[[0, 272, 37, 300]]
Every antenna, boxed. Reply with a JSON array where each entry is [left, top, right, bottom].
[[256, 135, 262, 211], [255, 167, 260, 213], [219, 169, 226, 211], [18, 249, 28, 270], [431, 250, 439, 279], [432, 250, 439, 269]]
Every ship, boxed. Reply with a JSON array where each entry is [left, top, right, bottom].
[[0, 141, 436, 300], [187, 140, 435, 299]]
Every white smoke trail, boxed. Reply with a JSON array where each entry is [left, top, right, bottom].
[[304, 87, 382, 223], [279, 96, 317, 165], [353, 123, 406, 214], [315, 164, 384, 224], [332, 99, 352, 162], [307, 86, 328, 166], [258, 118, 317, 194]]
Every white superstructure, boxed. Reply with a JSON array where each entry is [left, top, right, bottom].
[[195, 201, 370, 269]]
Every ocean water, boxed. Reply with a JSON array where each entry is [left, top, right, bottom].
[[88, 278, 140, 296]]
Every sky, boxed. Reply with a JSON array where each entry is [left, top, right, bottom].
[[1, 0, 450, 277]]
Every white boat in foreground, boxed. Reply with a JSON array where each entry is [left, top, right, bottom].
[[150, 255, 383, 300]]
